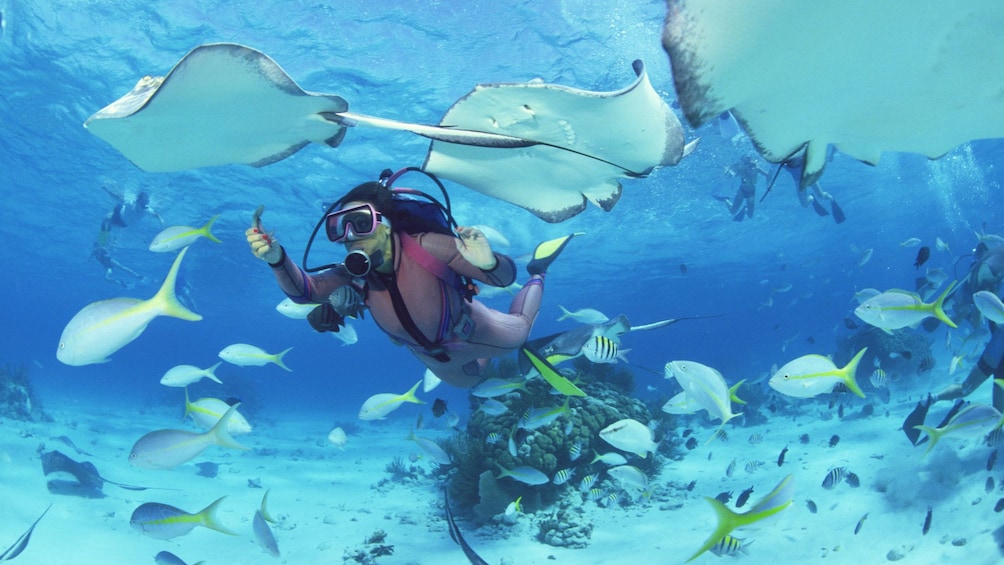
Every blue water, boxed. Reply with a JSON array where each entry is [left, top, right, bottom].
[[2, 0, 1004, 560]]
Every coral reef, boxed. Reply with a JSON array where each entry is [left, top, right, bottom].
[[836, 326, 935, 382], [446, 358, 667, 518], [0, 364, 49, 422], [536, 502, 593, 549]]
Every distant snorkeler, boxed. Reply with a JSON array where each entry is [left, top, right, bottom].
[[712, 155, 770, 222], [93, 183, 164, 287], [761, 149, 846, 224]]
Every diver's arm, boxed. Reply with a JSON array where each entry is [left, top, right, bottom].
[[267, 248, 352, 304], [935, 326, 1004, 401], [421, 232, 516, 287], [247, 226, 350, 303]]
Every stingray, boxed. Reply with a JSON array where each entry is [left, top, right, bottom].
[[0, 504, 50, 562], [40, 450, 154, 497], [662, 1, 1004, 187], [84, 43, 695, 222]]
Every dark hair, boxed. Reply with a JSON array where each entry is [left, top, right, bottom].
[[334, 182, 396, 216], [334, 181, 453, 236]]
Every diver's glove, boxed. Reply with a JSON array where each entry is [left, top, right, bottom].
[[307, 304, 344, 333], [455, 226, 497, 270]]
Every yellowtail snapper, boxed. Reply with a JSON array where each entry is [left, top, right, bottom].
[[495, 463, 549, 486], [688, 474, 794, 562], [130, 496, 237, 540], [253, 490, 280, 557]]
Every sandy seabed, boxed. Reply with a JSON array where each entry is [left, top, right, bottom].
[[2, 380, 1003, 565]]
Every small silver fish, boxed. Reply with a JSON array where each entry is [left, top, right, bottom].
[[744, 460, 763, 473], [725, 458, 736, 478], [748, 433, 763, 445], [854, 513, 868, 535], [478, 399, 509, 416]]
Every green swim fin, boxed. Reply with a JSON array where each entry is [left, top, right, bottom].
[[521, 347, 586, 397], [527, 232, 583, 276]]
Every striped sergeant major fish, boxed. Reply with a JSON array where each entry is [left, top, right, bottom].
[[581, 336, 630, 364], [710, 535, 749, 557]]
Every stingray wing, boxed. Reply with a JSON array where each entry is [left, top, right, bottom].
[[663, 1, 1004, 186], [85, 43, 348, 172], [423, 61, 689, 222]]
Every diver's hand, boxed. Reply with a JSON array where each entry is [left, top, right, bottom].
[[246, 226, 283, 265], [455, 226, 497, 270]]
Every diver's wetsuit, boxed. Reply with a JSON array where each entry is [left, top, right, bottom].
[[269, 231, 543, 388]]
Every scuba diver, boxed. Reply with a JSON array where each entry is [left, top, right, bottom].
[[903, 320, 1004, 446], [903, 234, 1004, 445], [92, 185, 163, 286], [245, 169, 576, 389], [712, 155, 770, 222]]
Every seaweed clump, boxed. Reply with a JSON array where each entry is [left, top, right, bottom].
[[0, 364, 49, 422]]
